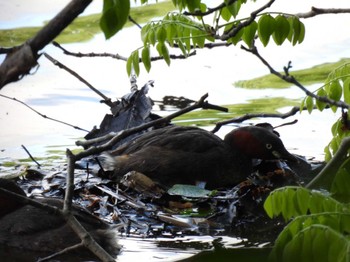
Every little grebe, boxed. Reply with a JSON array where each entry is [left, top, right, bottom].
[[0, 178, 119, 259], [103, 125, 297, 189]]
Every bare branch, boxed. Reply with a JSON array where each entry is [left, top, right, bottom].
[[52, 41, 197, 62], [296, 6, 350, 19], [0, 93, 89, 132], [221, 0, 275, 41], [241, 45, 350, 110], [212, 106, 301, 133], [44, 53, 114, 108]]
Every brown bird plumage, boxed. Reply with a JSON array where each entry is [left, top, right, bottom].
[[103, 125, 297, 189]]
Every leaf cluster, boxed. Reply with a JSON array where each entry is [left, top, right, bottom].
[[300, 62, 350, 161], [100, 0, 306, 76], [264, 187, 350, 262]]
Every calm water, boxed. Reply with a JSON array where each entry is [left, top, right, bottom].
[[0, 1, 349, 260]]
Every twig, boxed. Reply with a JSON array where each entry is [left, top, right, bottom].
[[64, 149, 115, 262], [44, 53, 114, 108], [0, 93, 89, 132], [221, 0, 275, 41], [38, 243, 84, 262], [75, 93, 228, 152], [52, 41, 196, 62], [52, 41, 128, 60], [241, 45, 350, 110], [21, 145, 41, 168], [128, 15, 142, 29]]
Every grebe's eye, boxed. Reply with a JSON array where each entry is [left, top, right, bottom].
[[266, 143, 272, 150]]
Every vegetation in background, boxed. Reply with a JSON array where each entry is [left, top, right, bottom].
[[234, 58, 350, 89], [0, 1, 175, 46]]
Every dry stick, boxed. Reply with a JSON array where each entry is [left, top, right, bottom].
[[21, 145, 41, 168], [75, 93, 228, 153], [64, 149, 115, 262], [44, 53, 114, 108], [0, 94, 89, 132]]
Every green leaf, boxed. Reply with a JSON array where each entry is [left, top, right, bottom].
[[300, 97, 306, 113], [264, 186, 346, 220], [343, 77, 350, 104], [331, 158, 350, 202], [224, 0, 241, 19], [221, 7, 232, 22], [316, 88, 328, 111], [166, 23, 177, 47], [168, 184, 212, 198], [305, 96, 314, 113], [126, 54, 133, 76], [272, 15, 290, 45], [132, 50, 140, 76], [100, 0, 130, 39], [242, 21, 257, 47], [258, 14, 275, 47], [141, 23, 150, 44], [288, 17, 305, 45], [161, 43, 171, 66], [156, 26, 167, 43], [148, 29, 156, 46], [156, 42, 171, 65], [271, 224, 350, 262], [328, 80, 342, 112], [141, 46, 151, 72]]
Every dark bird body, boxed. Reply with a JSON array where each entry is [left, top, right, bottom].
[[0, 179, 119, 259], [104, 125, 297, 189]]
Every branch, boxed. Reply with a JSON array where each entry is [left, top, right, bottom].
[[52, 41, 197, 62], [0, 0, 93, 89], [296, 6, 350, 19], [75, 93, 228, 159], [64, 149, 115, 262], [221, 0, 275, 41], [241, 45, 350, 110], [211, 106, 301, 133], [183, 0, 239, 17], [44, 53, 114, 108], [0, 93, 89, 132]]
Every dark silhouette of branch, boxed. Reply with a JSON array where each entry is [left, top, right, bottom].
[[241, 45, 350, 110], [44, 53, 114, 108], [21, 145, 41, 168], [0, 93, 89, 132], [0, 0, 93, 89]]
